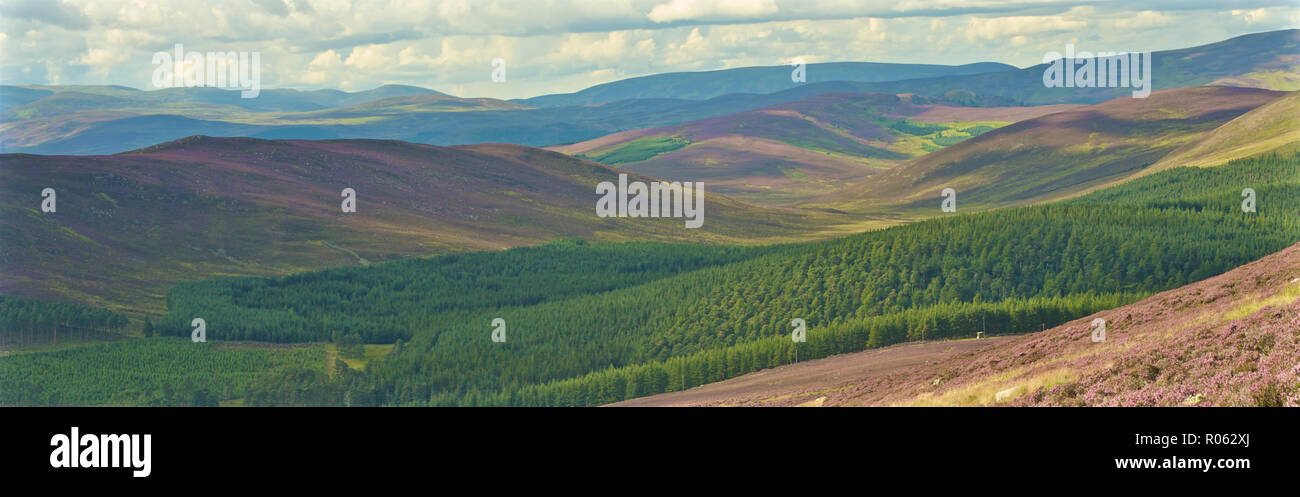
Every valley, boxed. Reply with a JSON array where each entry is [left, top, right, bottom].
[[0, 136, 835, 315], [1, 28, 1298, 409]]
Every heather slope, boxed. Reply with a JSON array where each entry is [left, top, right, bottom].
[[616, 242, 1300, 407], [857, 242, 1300, 407], [553, 93, 1072, 205], [1145, 91, 1300, 172], [807, 86, 1288, 214], [0, 136, 831, 315]]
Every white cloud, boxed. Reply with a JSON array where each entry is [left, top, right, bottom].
[[1231, 8, 1272, 24], [963, 14, 1089, 42], [1116, 11, 1174, 29], [648, 0, 780, 24], [1, 0, 1297, 99]]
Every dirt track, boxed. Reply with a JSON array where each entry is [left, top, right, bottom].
[[608, 337, 1006, 407]]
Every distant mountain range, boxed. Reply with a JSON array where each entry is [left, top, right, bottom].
[[775, 29, 1299, 105], [3, 30, 1293, 156], [0, 83, 444, 116], [514, 61, 1016, 107]]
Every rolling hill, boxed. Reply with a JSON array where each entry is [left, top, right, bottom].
[[272, 94, 531, 120], [1, 83, 447, 119], [519, 28, 1297, 108], [807, 86, 1291, 214], [1144, 91, 1300, 172], [0, 136, 833, 315], [517, 61, 1016, 107], [129, 151, 1297, 406], [4, 141, 1296, 407], [775, 29, 1300, 105], [2, 84, 1006, 155], [615, 240, 1300, 407], [7, 30, 1291, 156], [552, 92, 1080, 205], [0, 86, 532, 154], [874, 241, 1300, 407]]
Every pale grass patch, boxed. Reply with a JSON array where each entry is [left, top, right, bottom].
[[1219, 281, 1300, 322], [796, 396, 827, 407], [325, 343, 393, 373], [757, 384, 851, 404], [904, 367, 1077, 406]]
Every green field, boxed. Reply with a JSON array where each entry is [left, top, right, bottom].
[[578, 136, 692, 165]]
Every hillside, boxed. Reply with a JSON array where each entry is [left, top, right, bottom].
[[518, 61, 1016, 107], [552, 92, 1078, 205], [7, 30, 1290, 156], [524, 28, 1296, 108], [0, 136, 831, 315], [1, 84, 1006, 156], [274, 94, 531, 120], [1144, 91, 1300, 172], [1, 84, 447, 119], [0, 89, 530, 153], [4, 151, 1296, 406], [807, 86, 1289, 214], [614, 241, 1300, 407], [782, 29, 1300, 105], [870, 242, 1300, 407], [111, 151, 1297, 407]]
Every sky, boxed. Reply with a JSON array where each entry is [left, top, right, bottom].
[[1, 0, 1298, 99]]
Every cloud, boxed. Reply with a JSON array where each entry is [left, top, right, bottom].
[[1116, 10, 1175, 29], [963, 13, 1090, 41], [1, 0, 91, 29], [252, 0, 291, 17], [294, 29, 426, 53], [648, 0, 780, 24], [1, 0, 1297, 99], [1231, 7, 1273, 24]]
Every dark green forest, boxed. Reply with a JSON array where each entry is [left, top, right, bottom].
[[0, 338, 325, 405], [4, 152, 1298, 406], [0, 295, 129, 348]]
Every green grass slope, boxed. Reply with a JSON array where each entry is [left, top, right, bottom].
[[807, 86, 1289, 215], [1145, 91, 1300, 172]]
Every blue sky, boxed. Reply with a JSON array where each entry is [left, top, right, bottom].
[[2, 0, 1297, 99]]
